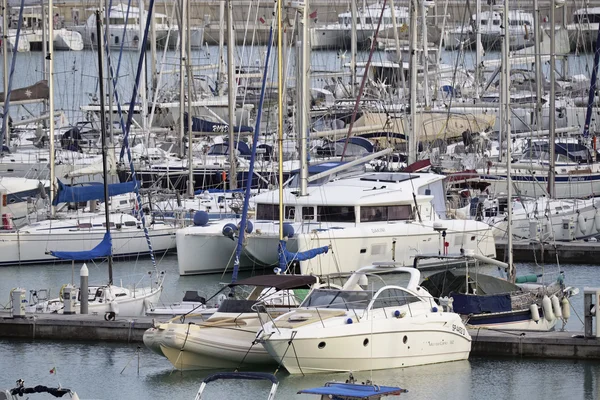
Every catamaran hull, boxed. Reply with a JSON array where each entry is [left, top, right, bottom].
[[0, 226, 175, 266], [263, 326, 471, 374], [176, 223, 256, 275], [244, 220, 496, 275]]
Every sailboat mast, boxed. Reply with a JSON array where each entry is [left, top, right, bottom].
[[226, 0, 237, 190], [299, 0, 309, 196], [408, 0, 417, 165], [178, 0, 186, 158], [548, 0, 557, 198], [475, 0, 481, 99], [533, 0, 543, 130], [48, 0, 56, 217], [2, 0, 8, 149], [105, 0, 114, 143], [420, 0, 429, 108], [95, 10, 113, 284], [277, 0, 283, 242], [502, 0, 514, 283], [350, 0, 357, 96], [186, 0, 194, 197]]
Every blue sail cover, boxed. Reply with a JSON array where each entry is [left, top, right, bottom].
[[278, 240, 329, 273], [52, 180, 136, 205], [183, 112, 253, 133], [50, 231, 112, 261]]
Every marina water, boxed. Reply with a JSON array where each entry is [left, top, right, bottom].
[[0, 255, 599, 399]]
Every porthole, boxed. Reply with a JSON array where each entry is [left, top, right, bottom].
[[363, 338, 369, 347], [318, 341, 326, 349], [403, 335, 408, 344]]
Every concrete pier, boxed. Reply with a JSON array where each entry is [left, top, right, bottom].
[[496, 240, 600, 264], [2, 312, 600, 361]]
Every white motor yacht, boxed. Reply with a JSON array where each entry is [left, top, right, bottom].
[[257, 264, 472, 374], [143, 274, 318, 370]]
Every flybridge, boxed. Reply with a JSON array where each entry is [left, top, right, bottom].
[[359, 173, 418, 183]]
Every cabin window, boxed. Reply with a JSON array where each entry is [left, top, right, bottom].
[[302, 206, 315, 220], [317, 206, 355, 223], [102, 222, 115, 228], [256, 204, 279, 220], [360, 205, 412, 222], [115, 36, 119, 45], [124, 221, 137, 227], [481, 19, 488, 25], [493, 19, 500, 25], [372, 288, 419, 309], [302, 289, 372, 309], [285, 206, 295, 220]]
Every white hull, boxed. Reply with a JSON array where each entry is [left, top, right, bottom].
[[144, 313, 273, 369], [28, 284, 163, 317], [176, 223, 254, 275], [263, 313, 471, 374], [0, 216, 176, 265], [244, 220, 496, 275]]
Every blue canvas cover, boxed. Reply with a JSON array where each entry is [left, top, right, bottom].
[[298, 383, 406, 399], [183, 112, 253, 133], [53, 180, 136, 205], [278, 240, 329, 273], [50, 232, 112, 261], [451, 292, 512, 314]]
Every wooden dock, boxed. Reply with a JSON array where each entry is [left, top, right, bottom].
[[2, 312, 600, 361], [496, 240, 600, 264]]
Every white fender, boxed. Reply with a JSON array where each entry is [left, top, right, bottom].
[[578, 213, 587, 236], [542, 295, 555, 321], [110, 301, 120, 315], [529, 304, 540, 322], [551, 295, 563, 319], [595, 211, 600, 233], [561, 297, 571, 321]]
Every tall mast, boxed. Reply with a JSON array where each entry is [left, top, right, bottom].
[[186, 0, 193, 197], [48, 0, 56, 217], [217, 1, 225, 96], [548, 0, 557, 198], [533, 0, 542, 130], [408, 0, 417, 165], [41, 0, 47, 117], [95, 10, 113, 284], [298, 0, 309, 196], [389, 0, 406, 95], [277, 0, 283, 242], [502, 0, 514, 283], [178, 0, 186, 158], [226, 0, 237, 189], [105, 0, 114, 143], [350, 0, 357, 96], [2, 0, 8, 147], [475, 0, 481, 99], [139, 0, 148, 137], [420, 0, 429, 107]]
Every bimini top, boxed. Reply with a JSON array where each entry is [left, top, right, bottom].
[[228, 274, 317, 290], [298, 382, 407, 399]]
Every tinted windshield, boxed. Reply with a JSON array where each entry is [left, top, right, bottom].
[[301, 289, 372, 309]]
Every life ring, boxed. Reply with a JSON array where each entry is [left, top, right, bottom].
[[104, 311, 116, 321]]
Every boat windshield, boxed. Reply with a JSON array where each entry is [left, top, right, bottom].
[[301, 289, 372, 310]]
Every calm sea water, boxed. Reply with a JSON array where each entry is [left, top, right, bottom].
[[0, 256, 599, 399]]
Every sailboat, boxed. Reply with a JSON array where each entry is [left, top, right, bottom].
[[419, 0, 577, 332], [25, 9, 164, 317]]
